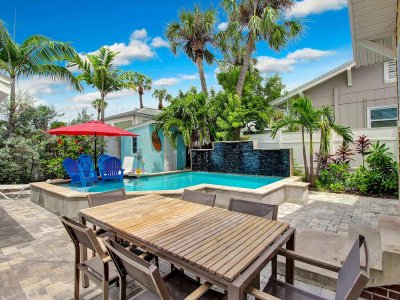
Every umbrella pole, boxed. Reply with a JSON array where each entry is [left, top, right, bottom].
[[94, 133, 97, 168]]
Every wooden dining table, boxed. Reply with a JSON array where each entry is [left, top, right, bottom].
[[79, 194, 295, 300]]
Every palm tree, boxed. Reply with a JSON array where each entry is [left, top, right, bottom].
[[314, 106, 353, 178], [152, 88, 171, 110], [222, 0, 303, 97], [166, 6, 217, 95], [70, 47, 123, 122], [272, 96, 353, 186], [0, 20, 82, 136], [92, 98, 108, 120], [122, 71, 151, 109]]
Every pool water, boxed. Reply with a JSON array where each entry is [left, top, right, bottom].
[[64, 172, 283, 193]]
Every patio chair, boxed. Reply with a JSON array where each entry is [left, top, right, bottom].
[[62, 158, 81, 185], [60, 216, 119, 300], [182, 189, 216, 207], [104, 238, 225, 300], [98, 154, 110, 176], [245, 234, 369, 300], [228, 198, 278, 220], [122, 156, 135, 175], [87, 188, 127, 208], [100, 157, 124, 183], [78, 154, 98, 187]]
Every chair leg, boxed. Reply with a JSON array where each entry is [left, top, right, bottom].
[[74, 246, 80, 300], [271, 256, 278, 279], [102, 279, 109, 300], [119, 275, 127, 300], [155, 256, 159, 268]]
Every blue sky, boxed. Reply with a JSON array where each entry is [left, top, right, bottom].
[[0, 0, 353, 120]]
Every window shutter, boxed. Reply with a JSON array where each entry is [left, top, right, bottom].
[[384, 60, 397, 84]]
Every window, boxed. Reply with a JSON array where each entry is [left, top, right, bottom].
[[132, 137, 137, 154], [367, 105, 398, 128], [384, 60, 396, 84]]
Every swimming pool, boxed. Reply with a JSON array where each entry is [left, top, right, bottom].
[[63, 172, 283, 193]]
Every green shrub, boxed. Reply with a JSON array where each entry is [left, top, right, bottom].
[[316, 163, 350, 190], [328, 182, 345, 193]]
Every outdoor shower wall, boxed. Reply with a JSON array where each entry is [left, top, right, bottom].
[[191, 141, 292, 177]]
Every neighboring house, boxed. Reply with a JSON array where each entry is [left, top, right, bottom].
[[271, 60, 397, 129], [250, 0, 399, 169], [105, 108, 186, 174], [0, 73, 11, 102], [272, 0, 398, 129]]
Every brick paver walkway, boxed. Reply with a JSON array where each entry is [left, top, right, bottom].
[[3, 192, 387, 299], [279, 191, 399, 234]]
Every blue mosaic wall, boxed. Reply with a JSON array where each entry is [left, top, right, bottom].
[[191, 141, 291, 177]]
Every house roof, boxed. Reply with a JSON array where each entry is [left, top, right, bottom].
[[104, 107, 161, 121], [348, 0, 397, 68], [271, 61, 356, 106]]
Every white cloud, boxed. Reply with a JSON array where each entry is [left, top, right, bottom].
[[179, 74, 198, 80], [287, 0, 347, 18], [287, 48, 335, 61], [130, 28, 148, 40], [153, 73, 198, 87], [151, 37, 169, 48], [218, 22, 228, 31], [17, 77, 70, 98], [106, 39, 155, 66], [256, 48, 335, 73], [69, 90, 132, 103], [153, 78, 179, 87]]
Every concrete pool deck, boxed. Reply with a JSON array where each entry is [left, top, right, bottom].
[[30, 173, 308, 218]]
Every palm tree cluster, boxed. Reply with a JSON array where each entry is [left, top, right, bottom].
[[271, 96, 353, 186], [0, 20, 81, 136], [152, 88, 171, 110]]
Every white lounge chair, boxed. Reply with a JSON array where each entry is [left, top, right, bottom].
[[0, 184, 30, 199], [122, 156, 135, 175]]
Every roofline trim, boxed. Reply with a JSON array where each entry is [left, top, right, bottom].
[[271, 60, 356, 106]]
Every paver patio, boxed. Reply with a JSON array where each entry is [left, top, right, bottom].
[[2, 191, 397, 299]]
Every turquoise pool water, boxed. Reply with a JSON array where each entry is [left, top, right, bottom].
[[63, 172, 283, 193]]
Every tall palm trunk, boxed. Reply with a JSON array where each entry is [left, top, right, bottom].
[[139, 86, 144, 109], [235, 33, 255, 97], [100, 93, 105, 122], [195, 51, 208, 95], [7, 77, 16, 137], [158, 98, 163, 110], [315, 133, 324, 178], [309, 131, 315, 186], [301, 126, 309, 181]]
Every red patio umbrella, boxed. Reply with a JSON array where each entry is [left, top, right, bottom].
[[47, 120, 139, 166]]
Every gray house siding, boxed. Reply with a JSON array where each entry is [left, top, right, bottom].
[[303, 63, 397, 128]]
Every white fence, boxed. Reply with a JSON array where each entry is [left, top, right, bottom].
[[248, 127, 398, 170]]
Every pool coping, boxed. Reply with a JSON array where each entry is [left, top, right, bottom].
[[30, 173, 308, 200]]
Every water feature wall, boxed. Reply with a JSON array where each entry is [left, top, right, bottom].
[[191, 141, 292, 177]]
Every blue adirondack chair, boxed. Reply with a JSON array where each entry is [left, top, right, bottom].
[[97, 154, 110, 176], [77, 154, 98, 187], [62, 158, 81, 185], [100, 157, 124, 182]]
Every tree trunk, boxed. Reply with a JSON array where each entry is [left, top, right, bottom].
[[309, 131, 315, 186], [97, 109, 101, 121], [158, 99, 163, 110], [6, 77, 16, 137], [100, 94, 105, 122], [139, 92, 144, 109], [235, 33, 255, 97], [195, 52, 208, 96], [301, 126, 309, 181], [315, 134, 324, 178]]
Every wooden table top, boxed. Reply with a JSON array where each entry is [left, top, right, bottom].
[[80, 194, 290, 282]]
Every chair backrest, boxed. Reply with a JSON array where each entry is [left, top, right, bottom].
[[335, 235, 369, 300], [182, 189, 216, 207], [98, 154, 110, 171], [87, 188, 127, 207], [78, 154, 95, 174], [103, 157, 122, 172], [228, 198, 278, 220], [60, 216, 107, 259], [122, 156, 134, 173], [104, 238, 170, 299], [62, 158, 79, 174]]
